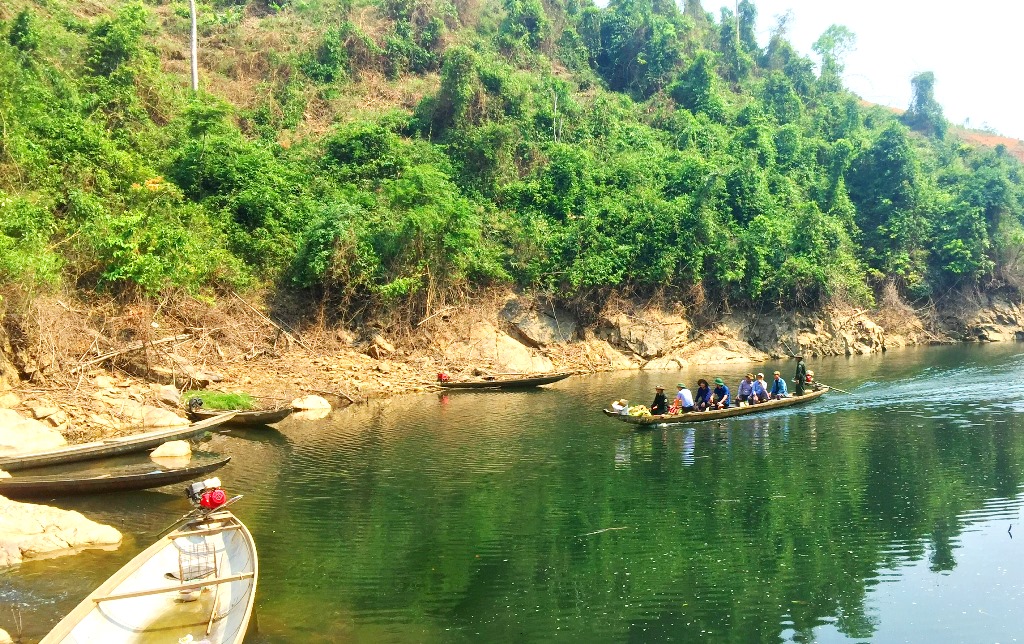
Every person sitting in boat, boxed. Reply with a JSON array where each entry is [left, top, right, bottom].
[[711, 378, 731, 409], [751, 373, 769, 403], [674, 383, 695, 412], [650, 385, 669, 415], [612, 398, 630, 415], [770, 370, 789, 399], [694, 379, 713, 411], [736, 374, 754, 405]]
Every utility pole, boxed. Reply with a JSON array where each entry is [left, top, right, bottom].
[[189, 0, 199, 92]]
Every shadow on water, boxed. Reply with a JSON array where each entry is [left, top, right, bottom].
[[5, 343, 1024, 643]]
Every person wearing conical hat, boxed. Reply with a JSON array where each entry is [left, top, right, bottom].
[[793, 355, 807, 395], [650, 385, 669, 415]]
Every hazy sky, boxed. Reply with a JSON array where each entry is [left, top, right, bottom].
[[748, 0, 1024, 140]]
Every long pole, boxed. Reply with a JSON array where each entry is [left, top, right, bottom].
[[189, 0, 199, 92]]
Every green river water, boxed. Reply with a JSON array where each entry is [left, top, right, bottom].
[[4, 343, 1024, 643]]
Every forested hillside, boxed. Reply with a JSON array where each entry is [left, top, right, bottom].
[[2, 0, 1023, 323]]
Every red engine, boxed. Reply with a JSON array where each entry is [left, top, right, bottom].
[[200, 488, 227, 509]]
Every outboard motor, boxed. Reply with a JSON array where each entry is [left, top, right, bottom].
[[185, 477, 227, 510]]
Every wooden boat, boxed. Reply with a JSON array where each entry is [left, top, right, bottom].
[[42, 509, 257, 644], [188, 406, 293, 426], [0, 411, 236, 472], [440, 372, 572, 389], [609, 387, 829, 426], [0, 455, 231, 498]]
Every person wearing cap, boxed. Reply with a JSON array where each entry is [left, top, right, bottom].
[[711, 377, 730, 409], [650, 385, 669, 415], [736, 373, 754, 404], [694, 379, 712, 411], [751, 372, 769, 403], [793, 355, 807, 395], [674, 382, 694, 412], [770, 370, 789, 399]]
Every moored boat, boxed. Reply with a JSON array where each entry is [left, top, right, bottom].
[[188, 407, 293, 427], [0, 411, 236, 472], [0, 455, 231, 498], [609, 387, 829, 426], [440, 372, 572, 389], [42, 508, 258, 643]]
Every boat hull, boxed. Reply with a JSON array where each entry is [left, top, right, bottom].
[[610, 388, 828, 425], [441, 372, 572, 389], [188, 407, 293, 427], [42, 510, 258, 644], [0, 412, 237, 472], [0, 456, 231, 498]]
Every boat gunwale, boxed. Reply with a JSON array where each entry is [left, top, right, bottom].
[[41, 511, 258, 644], [609, 388, 828, 425], [0, 456, 232, 498], [0, 411, 236, 472], [440, 372, 573, 389]]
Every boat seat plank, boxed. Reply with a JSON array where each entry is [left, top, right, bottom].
[[93, 572, 255, 603], [170, 524, 243, 539]]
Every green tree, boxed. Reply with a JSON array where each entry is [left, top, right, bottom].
[[902, 71, 947, 139], [812, 25, 855, 94]]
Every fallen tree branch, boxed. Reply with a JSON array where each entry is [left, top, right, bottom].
[[231, 291, 312, 352], [70, 334, 193, 374]]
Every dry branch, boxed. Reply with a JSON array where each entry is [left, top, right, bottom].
[[70, 333, 193, 373]]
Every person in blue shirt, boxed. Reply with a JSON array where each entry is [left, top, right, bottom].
[[770, 370, 788, 399], [736, 374, 754, 404], [751, 372, 769, 403], [694, 379, 713, 411], [712, 378, 730, 409]]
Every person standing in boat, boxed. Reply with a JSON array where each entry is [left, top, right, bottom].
[[694, 379, 713, 411], [736, 374, 754, 404], [674, 383, 695, 412], [650, 385, 669, 415], [711, 378, 731, 409], [793, 355, 807, 395], [770, 370, 788, 399], [751, 373, 769, 403]]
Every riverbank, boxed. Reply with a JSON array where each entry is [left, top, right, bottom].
[[0, 287, 1021, 446]]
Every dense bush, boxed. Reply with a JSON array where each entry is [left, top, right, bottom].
[[1, 0, 1023, 317]]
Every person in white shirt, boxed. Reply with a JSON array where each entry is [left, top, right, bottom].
[[674, 383, 695, 412]]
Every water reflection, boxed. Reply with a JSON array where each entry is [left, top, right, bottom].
[[4, 344, 1024, 642]]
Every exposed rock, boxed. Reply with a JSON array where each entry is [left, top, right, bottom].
[[0, 321, 19, 393], [644, 335, 768, 370], [151, 440, 191, 458], [0, 392, 19, 409], [116, 402, 189, 428], [0, 627, 11, 644], [0, 496, 122, 568], [0, 409, 67, 457], [154, 384, 182, 406], [292, 407, 331, 421], [94, 374, 117, 389], [585, 339, 641, 370], [963, 293, 1024, 342], [292, 394, 331, 410], [501, 298, 577, 346], [0, 469, 10, 479], [444, 321, 554, 373], [367, 333, 395, 360], [599, 310, 690, 359]]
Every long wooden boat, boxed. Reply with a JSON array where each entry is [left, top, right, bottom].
[[42, 509, 258, 644], [440, 372, 572, 389], [609, 387, 829, 426], [188, 407, 293, 426], [0, 455, 231, 498], [0, 411, 236, 472]]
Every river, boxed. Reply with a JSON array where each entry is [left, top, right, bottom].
[[4, 343, 1024, 642]]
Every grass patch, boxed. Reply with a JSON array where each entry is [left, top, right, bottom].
[[183, 390, 257, 410]]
